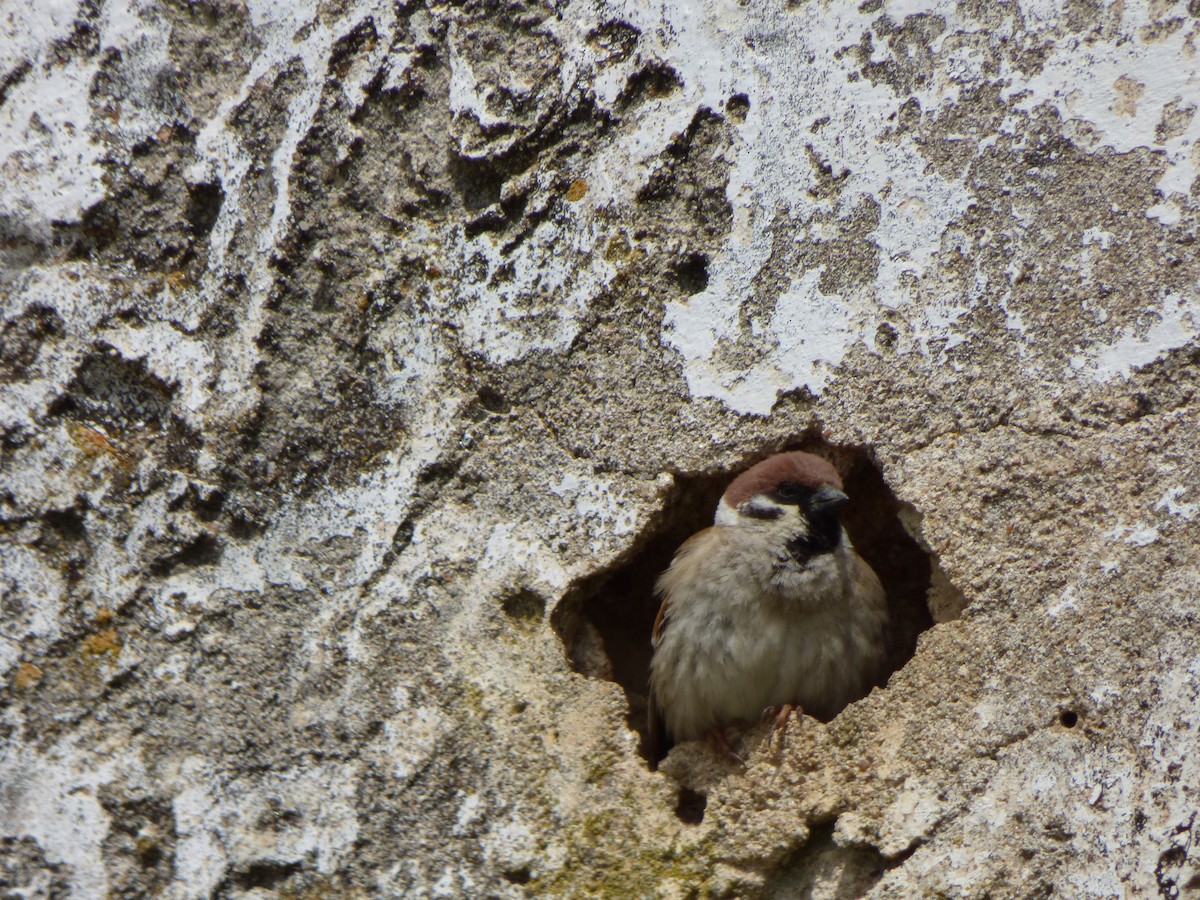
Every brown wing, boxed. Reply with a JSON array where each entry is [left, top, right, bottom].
[[647, 527, 717, 766], [647, 680, 667, 767], [647, 587, 674, 765]]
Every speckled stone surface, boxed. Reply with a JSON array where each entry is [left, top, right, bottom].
[[2, 1, 1199, 896]]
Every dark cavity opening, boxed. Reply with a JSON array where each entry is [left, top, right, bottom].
[[501, 866, 532, 885], [672, 251, 710, 295], [675, 787, 707, 825], [1059, 710, 1078, 728], [763, 818, 887, 897], [502, 588, 545, 621], [725, 92, 750, 124], [552, 442, 949, 765]]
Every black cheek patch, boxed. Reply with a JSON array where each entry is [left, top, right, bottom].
[[787, 515, 841, 564], [743, 504, 783, 521]]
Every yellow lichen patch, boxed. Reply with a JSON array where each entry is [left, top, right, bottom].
[[166, 270, 192, 292], [14, 662, 43, 690], [82, 628, 122, 659], [95, 607, 115, 626], [337, 290, 370, 313], [69, 423, 118, 457], [67, 424, 137, 470], [605, 233, 635, 261], [565, 178, 589, 202]]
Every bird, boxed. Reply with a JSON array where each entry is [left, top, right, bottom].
[[647, 451, 888, 763]]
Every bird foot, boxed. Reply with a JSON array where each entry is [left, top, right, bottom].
[[706, 727, 745, 767], [761, 703, 802, 746]]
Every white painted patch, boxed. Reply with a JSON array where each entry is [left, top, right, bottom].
[[448, 31, 512, 134], [1146, 201, 1182, 226], [1103, 522, 1160, 547], [0, 546, 67, 673], [665, 267, 861, 413], [0, 0, 181, 230], [455, 214, 617, 365], [1005, 7, 1200, 198], [1125, 526, 1160, 547], [576, 0, 1200, 411], [1089, 682, 1122, 709], [1046, 584, 1079, 617], [1081, 227, 1113, 251], [0, 738, 131, 897], [98, 323, 216, 423], [453, 793, 484, 835], [550, 472, 640, 536], [189, 0, 400, 421], [637, 1, 975, 412], [1156, 487, 1199, 523], [481, 522, 570, 591], [172, 760, 361, 896], [1070, 294, 1200, 382]]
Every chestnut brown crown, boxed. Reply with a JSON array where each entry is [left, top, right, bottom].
[[722, 451, 843, 508]]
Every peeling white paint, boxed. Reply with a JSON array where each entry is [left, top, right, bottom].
[[0, 0, 181, 230], [447, 31, 510, 134], [1103, 522, 1160, 547], [3, 2, 1200, 896], [1146, 200, 1183, 226], [665, 267, 863, 414], [481, 522, 569, 591], [172, 760, 360, 897], [190, 0, 400, 421], [569, 0, 1200, 411], [1007, 9, 1200, 198], [1081, 227, 1113, 251], [551, 472, 641, 536], [1156, 486, 1198, 523], [0, 546, 67, 672], [98, 323, 216, 422], [630, 0, 975, 412], [0, 738, 133, 898], [1070, 294, 1200, 382]]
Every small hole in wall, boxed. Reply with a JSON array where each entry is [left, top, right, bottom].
[[551, 440, 950, 765], [672, 252, 710, 295], [501, 867, 532, 885], [725, 92, 750, 124], [675, 787, 707, 825], [502, 588, 546, 621], [1059, 710, 1079, 728]]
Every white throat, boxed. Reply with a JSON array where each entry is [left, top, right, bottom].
[[714, 497, 739, 526]]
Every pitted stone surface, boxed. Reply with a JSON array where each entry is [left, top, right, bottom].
[[2, 0, 1199, 896]]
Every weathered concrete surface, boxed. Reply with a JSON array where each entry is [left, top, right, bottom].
[[2, 0, 1199, 896]]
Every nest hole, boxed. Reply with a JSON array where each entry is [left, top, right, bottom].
[[674, 787, 707, 825], [501, 867, 532, 885], [552, 442, 956, 764]]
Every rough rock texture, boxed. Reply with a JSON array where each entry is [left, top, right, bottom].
[[3, 0, 1200, 896]]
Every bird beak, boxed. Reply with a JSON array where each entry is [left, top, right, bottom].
[[810, 486, 849, 513]]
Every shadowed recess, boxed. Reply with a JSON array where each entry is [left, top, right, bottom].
[[552, 442, 949, 763]]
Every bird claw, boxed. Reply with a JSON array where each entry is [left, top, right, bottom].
[[706, 727, 746, 767], [762, 703, 802, 746]]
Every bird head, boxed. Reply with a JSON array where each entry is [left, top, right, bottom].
[[714, 451, 850, 556]]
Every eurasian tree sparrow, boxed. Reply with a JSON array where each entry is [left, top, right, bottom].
[[648, 451, 888, 761]]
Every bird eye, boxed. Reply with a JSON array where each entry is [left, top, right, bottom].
[[776, 482, 802, 501]]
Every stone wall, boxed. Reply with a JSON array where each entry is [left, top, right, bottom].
[[2, 0, 1199, 896]]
